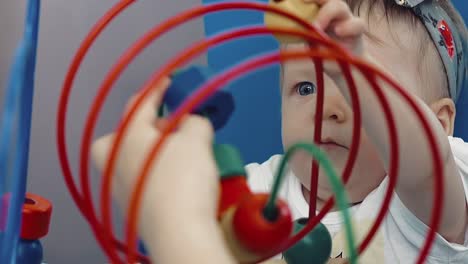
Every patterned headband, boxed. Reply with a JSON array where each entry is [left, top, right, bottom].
[[396, 0, 467, 103]]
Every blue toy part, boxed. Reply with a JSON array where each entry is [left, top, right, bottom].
[[138, 240, 147, 256], [164, 65, 235, 130], [0, 0, 41, 262], [16, 239, 43, 264]]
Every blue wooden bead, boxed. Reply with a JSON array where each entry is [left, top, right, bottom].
[[164, 65, 234, 130], [16, 239, 43, 264]]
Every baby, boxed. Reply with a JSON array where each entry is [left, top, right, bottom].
[[246, 0, 468, 262], [92, 0, 468, 263]]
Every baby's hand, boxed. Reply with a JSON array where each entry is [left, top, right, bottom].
[[312, 0, 365, 56], [92, 81, 240, 263], [91, 78, 219, 227]]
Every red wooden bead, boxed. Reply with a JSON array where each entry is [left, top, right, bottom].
[[232, 193, 292, 255], [21, 193, 52, 240], [1, 193, 52, 240], [218, 176, 251, 218]]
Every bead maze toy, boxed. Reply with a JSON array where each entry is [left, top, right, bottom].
[[0, 0, 455, 263], [55, 0, 445, 263]]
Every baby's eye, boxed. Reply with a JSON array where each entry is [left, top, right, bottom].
[[295, 81, 316, 96]]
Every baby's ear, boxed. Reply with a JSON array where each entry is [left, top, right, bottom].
[[430, 98, 456, 136]]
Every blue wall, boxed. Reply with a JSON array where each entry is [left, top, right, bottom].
[[203, 0, 282, 163], [453, 0, 468, 141], [203, 0, 468, 163]]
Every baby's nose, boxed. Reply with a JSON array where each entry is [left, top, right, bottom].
[[329, 113, 340, 120], [322, 95, 347, 123]]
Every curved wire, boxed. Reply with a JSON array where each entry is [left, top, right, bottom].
[[273, 142, 357, 263], [78, 3, 342, 261], [55, 0, 149, 262], [64, 2, 444, 264], [120, 48, 442, 264]]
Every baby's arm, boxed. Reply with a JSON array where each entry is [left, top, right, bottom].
[[312, 0, 466, 243], [91, 79, 236, 263]]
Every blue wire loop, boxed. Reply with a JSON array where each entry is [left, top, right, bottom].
[[0, 0, 41, 262]]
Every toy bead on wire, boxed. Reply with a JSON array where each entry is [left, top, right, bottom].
[[214, 144, 293, 262], [214, 141, 354, 264], [165, 65, 235, 130], [283, 218, 332, 264], [16, 193, 52, 264], [167, 67, 294, 262], [232, 193, 293, 258], [214, 144, 251, 218], [264, 2, 341, 263], [264, 0, 320, 43], [168, 68, 291, 262]]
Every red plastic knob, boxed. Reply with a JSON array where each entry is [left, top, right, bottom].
[[218, 176, 251, 219], [20, 193, 52, 240], [232, 193, 292, 255]]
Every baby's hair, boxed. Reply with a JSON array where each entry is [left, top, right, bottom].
[[345, 0, 468, 102]]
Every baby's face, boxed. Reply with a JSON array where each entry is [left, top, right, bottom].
[[281, 54, 386, 203], [280, 14, 441, 202]]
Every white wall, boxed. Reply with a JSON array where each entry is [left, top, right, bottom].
[[0, 1, 204, 263]]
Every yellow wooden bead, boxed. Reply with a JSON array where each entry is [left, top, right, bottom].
[[264, 0, 319, 43], [219, 208, 260, 263]]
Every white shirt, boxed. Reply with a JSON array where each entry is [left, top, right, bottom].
[[245, 136, 468, 263]]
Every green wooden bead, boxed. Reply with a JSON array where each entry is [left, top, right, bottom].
[[213, 144, 246, 179], [283, 218, 332, 264]]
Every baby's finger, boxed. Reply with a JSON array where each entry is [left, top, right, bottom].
[[178, 115, 214, 143], [313, 0, 352, 31], [334, 17, 365, 38]]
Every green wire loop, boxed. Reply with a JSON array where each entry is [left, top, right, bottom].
[[264, 142, 357, 263]]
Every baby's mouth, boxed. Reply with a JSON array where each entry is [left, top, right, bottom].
[[318, 139, 348, 150]]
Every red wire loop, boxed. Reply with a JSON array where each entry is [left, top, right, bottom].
[[57, 1, 444, 264], [86, 3, 342, 262], [56, 0, 148, 262]]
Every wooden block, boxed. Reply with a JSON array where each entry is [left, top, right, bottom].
[[264, 0, 319, 43]]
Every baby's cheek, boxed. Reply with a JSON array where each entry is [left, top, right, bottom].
[[289, 153, 312, 181], [280, 123, 297, 150], [282, 121, 314, 146]]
